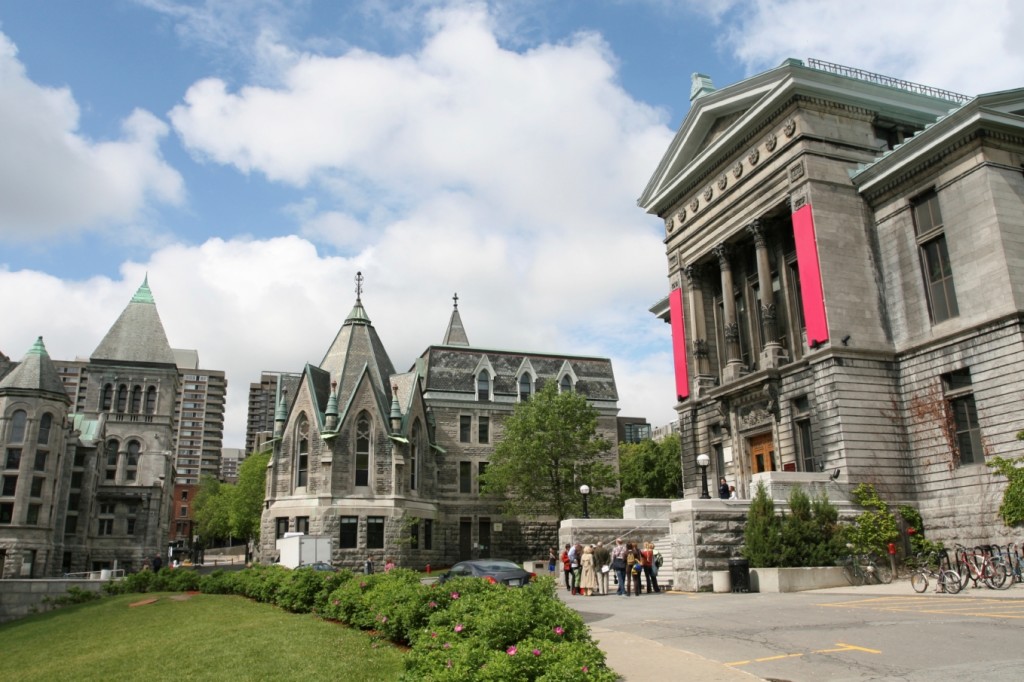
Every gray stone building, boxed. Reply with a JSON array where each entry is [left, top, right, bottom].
[[0, 280, 180, 577], [259, 277, 620, 569], [641, 59, 1024, 545]]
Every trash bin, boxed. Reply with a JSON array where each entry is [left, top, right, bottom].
[[728, 558, 750, 593]]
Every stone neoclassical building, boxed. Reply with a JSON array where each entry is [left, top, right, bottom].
[[259, 277, 620, 569], [642, 58, 1024, 543]]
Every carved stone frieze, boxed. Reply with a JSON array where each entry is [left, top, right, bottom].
[[665, 216, 674, 232], [789, 161, 805, 182], [732, 162, 743, 179], [703, 186, 714, 202], [748, 148, 760, 165], [677, 208, 686, 224], [765, 132, 778, 152], [784, 119, 796, 137], [717, 174, 728, 190], [690, 197, 700, 213]]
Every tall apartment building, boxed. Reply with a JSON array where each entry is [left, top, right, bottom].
[[220, 447, 245, 484], [245, 371, 299, 455]]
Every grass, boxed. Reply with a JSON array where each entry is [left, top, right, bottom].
[[1, 593, 405, 681]]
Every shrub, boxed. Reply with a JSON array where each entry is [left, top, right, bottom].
[[897, 504, 943, 560], [743, 481, 782, 567], [44, 586, 102, 607], [844, 483, 898, 555], [987, 453, 1024, 527]]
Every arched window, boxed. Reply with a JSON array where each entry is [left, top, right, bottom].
[[37, 413, 53, 445], [9, 410, 27, 443], [296, 415, 309, 487], [116, 385, 128, 413], [477, 371, 490, 401], [130, 385, 142, 413], [410, 419, 421, 492], [519, 374, 533, 402], [145, 386, 157, 415], [560, 375, 573, 393], [102, 384, 114, 411], [355, 413, 371, 487], [104, 440, 119, 481], [126, 440, 140, 481]]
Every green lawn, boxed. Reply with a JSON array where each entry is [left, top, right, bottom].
[[1, 593, 405, 681]]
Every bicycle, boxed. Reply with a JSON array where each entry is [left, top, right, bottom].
[[909, 552, 961, 594], [841, 552, 893, 586], [954, 544, 1009, 591]]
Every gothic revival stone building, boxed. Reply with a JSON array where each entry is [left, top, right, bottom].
[[259, 280, 620, 568], [641, 59, 1024, 543], [0, 281, 177, 577]]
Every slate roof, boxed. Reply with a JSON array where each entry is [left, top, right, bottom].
[[0, 337, 71, 403], [91, 278, 177, 367], [419, 346, 618, 401]]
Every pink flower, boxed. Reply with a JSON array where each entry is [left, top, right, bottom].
[[454, 624, 464, 633], [582, 666, 589, 673], [443, 642, 452, 649], [450, 592, 460, 600], [532, 649, 542, 657], [381, 616, 388, 623], [506, 646, 517, 656], [554, 626, 564, 636], [429, 601, 438, 608], [446, 660, 453, 669], [331, 599, 339, 606], [359, 582, 367, 588], [431, 632, 438, 639]]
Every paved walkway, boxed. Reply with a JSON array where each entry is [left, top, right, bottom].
[[559, 580, 1024, 681]]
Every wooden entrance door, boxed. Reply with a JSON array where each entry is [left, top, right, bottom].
[[750, 433, 776, 474]]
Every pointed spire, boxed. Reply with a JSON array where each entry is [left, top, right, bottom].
[[324, 381, 339, 432], [131, 274, 155, 304], [0, 336, 70, 402], [92, 277, 176, 365], [345, 271, 371, 325], [390, 383, 402, 432], [442, 292, 470, 346], [273, 386, 288, 439]]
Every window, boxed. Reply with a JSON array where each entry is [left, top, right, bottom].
[[296, 516, 309, 535], [102, 384, 113, 410], [98, 519, 114, 535], [125, 440, 140, 481], [459, 416, 471, 443], [9, 410, 27, 442], [116, 385, 128, 412], [519, 374, 533, 401], [131, 385, 142, 413], [275, 517, 289, 539], [913, 191, 958, 323], [0, 502, 13, 524], [105, 440, 119, 481], [37, 413, 53, 445], [944, 369, 982, 465], [560, 375, 573, 393], [126, 514, 137, 536], [713, 442, 725, 479], [355, 413, 370, 487], [792, 396, 819, 472], [34, 451, 47, 471], [5, 448, 20, 470], [296, 415, 309, 488], [410, 420, 421, 492], [145, 386, 157, 414], [623, 423, 651, 443], [26, 504, 40, 525], [64, 514, 78, 533], [477, 371, 490, 401], [2, 476, 16, 496], [367, 516, 385, 549], [478, 462, 488, 493], [424, 519, 433, 550], [460, 462, 472, 494], [181, 490, 189, 501], [180, 506, 188, 517], [30, 477, 43, 498], [478, 416, 489, 444], [71, 471, 82, 489], [409, 520, 419, 549], [339, 516, 358, 548]]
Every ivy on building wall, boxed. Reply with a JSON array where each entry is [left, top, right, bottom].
[[986, 430, 1024, 527], [843, 483, 899, 555]]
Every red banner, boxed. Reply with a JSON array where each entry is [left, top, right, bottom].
[[669, 287, 689, 400], [792, 204, 829, 346]]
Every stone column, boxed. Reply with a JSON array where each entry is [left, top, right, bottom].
[[713, 244, 745, 382], [683, 264, 710, 378], [747, 220, 788, 368]]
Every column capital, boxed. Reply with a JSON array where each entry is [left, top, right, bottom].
[[746, 219, 767, 249], [712, 244, 731, 270]]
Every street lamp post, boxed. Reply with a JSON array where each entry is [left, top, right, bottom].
[[696, 454, 711, 499], [579, 484, 591, 519]]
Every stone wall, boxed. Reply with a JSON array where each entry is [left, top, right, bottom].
[[0, 578, 108, 624]]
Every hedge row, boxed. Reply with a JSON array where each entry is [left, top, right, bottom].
[[104, 566, 616, 681]]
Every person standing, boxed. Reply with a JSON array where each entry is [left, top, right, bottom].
[[548, 547, 558, 575], [580, 546, 598, 596], [364, 555, 375, 574], [594, 541, 611, 595], [625, 542, 642, 597], [610, 538, 628, 596], [718, 477, 730, 499], [561, 544, 573, 592], [729, 485, 738, 500], [641, 542, 660, 593], [571, 543, 584, 595]]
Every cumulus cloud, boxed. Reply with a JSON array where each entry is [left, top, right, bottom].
[[693, 0, 1024, 95], [0, 32, 184, 240]]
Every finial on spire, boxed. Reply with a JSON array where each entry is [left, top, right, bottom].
[[452, 292, 459, 310], [355, 271, 364, 302]]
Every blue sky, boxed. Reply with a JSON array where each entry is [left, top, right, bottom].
[[2, 0, 1022, 447]]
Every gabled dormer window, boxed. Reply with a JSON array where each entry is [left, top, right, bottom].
[[477, 371, 491, 401], [559, 375, 573, 393], [519, 374, 533, 401]]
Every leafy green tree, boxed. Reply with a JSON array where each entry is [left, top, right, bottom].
[[743, 481, 782, 567], [231, 451, 271, 544], [619, 434, 682, 500], [845, 483, 898, 555], [480, 383, 617, 522], [192, 475, 233, 543]]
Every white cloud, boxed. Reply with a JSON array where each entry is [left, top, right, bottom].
[[699, 0, 1024, 95], [0, 32, 184, 240]]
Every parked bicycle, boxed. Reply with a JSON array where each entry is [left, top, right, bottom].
[[841, 552, 893, 586], [909, 552, 961, 594], [954, 544, 1009, 591]]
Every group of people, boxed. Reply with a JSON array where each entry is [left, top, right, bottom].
[[719, 477, 738, 500], [550, 538, 662, 597]]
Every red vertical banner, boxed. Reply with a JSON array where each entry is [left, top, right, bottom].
[[792, 204, 829, 346], [669, 287, 689, 400]]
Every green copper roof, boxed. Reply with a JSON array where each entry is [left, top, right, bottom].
[[27, 336, 47, 356], [131, 275, 155, 305]]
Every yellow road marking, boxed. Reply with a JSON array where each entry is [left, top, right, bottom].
[[727, 642, 879, 667]]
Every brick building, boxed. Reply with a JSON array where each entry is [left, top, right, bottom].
[[641, 59, 1024, 543], [259, 277, 620, 569]]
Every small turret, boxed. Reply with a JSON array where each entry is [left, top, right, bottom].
[[390, 384, 402, 432], [273, 387, 288, 439], [324, 381, 339, 432]]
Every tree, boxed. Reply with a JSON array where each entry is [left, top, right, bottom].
[[619, 434, 682, 500], [480, 383, 617, 522], [231, 451, 271, 546], [743, 481, 782, 567], [191, 475, 233, 543]]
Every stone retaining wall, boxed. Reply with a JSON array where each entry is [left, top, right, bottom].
[[0, 579, 109, 624]]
